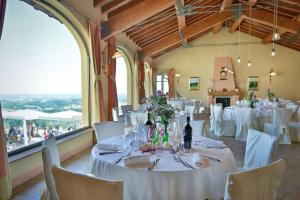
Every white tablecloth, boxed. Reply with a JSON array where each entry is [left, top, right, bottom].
[[90, 136, 237, 200], [224, 106, 273, 131]]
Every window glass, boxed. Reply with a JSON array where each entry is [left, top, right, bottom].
[[155, 74, 168, 94], [0, 0, 85, 153], [115, 56, 128, 114]]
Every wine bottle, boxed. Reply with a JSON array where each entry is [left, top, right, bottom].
[[146, 113, 153, 141], [183, 116, 192, 151]]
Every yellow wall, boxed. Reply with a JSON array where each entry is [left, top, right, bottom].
[[153, 29, 300, 106]]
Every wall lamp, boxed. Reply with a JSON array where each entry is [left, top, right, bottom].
[[101, 45, 124, 74], [175, 73, 181, 82], [269, 69, 277, 83]]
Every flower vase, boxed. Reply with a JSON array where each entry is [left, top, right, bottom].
[[162, 124, 169, 143]]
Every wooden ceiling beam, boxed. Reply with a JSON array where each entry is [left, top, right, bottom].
[[102, 0, 174, 40], [244, 9, 300, 34], [262, 15, 300, 44], [94, 0, 106, 8], [142, 11, 232, 57], [128, 14, 176, 39], [134, 21, 178, 43], [212, 0, 233, 34], [229, 0, 257, 33], [101, 0, 132, 15]]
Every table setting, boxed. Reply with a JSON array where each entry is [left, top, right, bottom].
[[90, 94, 237, 200]]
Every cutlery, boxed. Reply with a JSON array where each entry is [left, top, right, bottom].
[[202, 155, 221, 162], [115, 152, 130, 164], [99, 151, 123, 155], [173, 155, 194, 169], [177, 156, 195, 169], [148, 158, 160, 171]]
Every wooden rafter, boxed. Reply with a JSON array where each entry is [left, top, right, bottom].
[[262, 15, 300, 44], [212, 0, 233, 34], [142, 11, 232, 57], [94, 0, 106, 8], [229, 0, 257, 33], [244, 10, 300, 34], [101, 0, 132, 15], [102, 0, 174, 39]]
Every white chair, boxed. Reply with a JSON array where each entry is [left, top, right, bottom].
[[121, 105, 133, 116], [184, 105, 195, 115], [289, 121, 300, 142], [52, 166, 123, 200], [191, 120, 206, 140], [224, 159, 285, 200], [243, 129, 277, 170], [235, 107, 253, 141], [172, 100, 184, 111], [286, 103, 298, 114], [42, 134, 60, 200], [112, 107, 120, 121], [264, 108, 292, 144], [210, 105, 223, 137], [94, 121, 124, 142], [193, 100, 201, 113]]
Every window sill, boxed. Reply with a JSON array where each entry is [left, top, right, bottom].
[[8, 127, 94, 163]]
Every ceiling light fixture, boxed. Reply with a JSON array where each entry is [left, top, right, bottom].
[[248, 2, 252, 67], [237, 3, 241, 64], [271, 48, 276, 56]]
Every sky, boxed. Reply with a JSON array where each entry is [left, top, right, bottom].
[[0, 0, 81, 95], [115, 56, 127, 96]]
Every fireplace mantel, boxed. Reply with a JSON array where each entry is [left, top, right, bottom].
[[208, 90, 240, 96]]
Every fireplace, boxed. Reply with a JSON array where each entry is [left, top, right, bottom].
[[216, 97, 231, 108], [208, 57, 240, 106]]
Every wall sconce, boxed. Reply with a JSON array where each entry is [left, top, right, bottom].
[[101, 45, 124, 74], [175, 73, 180, 82], [269, 69, 277, 83]]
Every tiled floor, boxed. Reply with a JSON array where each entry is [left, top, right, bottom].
[[11, 138, 300, 200]]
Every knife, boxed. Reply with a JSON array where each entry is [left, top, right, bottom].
[[115, 152, 130, 164], [178, 156, 195, 169], [99, 151, 123, 155]]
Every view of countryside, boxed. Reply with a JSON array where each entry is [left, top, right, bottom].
[[1, 95, 83, 152]]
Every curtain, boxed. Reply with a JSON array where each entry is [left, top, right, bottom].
[[0, 0, 7, 40], [89, 21, 106, 122], [138, 59, 145, 103], [107, 38, 118, 121], [168, 68, 175, 98], [0, 103, 12, 200]]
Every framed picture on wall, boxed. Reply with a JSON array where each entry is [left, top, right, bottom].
[[189, 77, 200, 90], [248, 76, 259, 91]]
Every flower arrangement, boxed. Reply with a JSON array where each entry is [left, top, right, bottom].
[[145, 93, 175, 144], [146, 94, 175, 125], [247, 91, 257, 108]]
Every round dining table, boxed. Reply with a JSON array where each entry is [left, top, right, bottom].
[[90, 136, 237, 200]]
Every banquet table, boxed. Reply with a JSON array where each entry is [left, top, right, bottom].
[[224, 106, 273, 131], [90, 136, 237, 200]]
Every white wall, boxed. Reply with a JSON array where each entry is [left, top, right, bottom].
[[153, 29, 300, 106]]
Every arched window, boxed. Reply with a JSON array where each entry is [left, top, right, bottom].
[[0, 0, 89, 154], [115, 55, 128, 107]]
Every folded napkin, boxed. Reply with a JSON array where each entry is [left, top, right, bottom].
[[96, 143, 119, 151], [194, 137, 227, 149], [124, 155, 150, 167]]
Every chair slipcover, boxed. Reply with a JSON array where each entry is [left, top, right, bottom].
[[184, 105, 195, 115], [210, 105, 223, 137], [112, 107, 120, 121], [191, 120, 206, 139], [289, 121, 300, 142], [223, 120, 236, 137], [52, 166, 123, 200], [42, 134, 60, 200], [244, 129, 277, 170], [286, 103, 298, 114], [94, 121, 124, 142], [224, 159, 285, 200], [235, 107, 253, 141], [172, 100, 184, 111], [121, 105, 133, 116], [264, 108, 292, 144], [193, 100, 201, 113]]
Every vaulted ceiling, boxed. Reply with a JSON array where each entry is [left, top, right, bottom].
[[94, 0, 300, 58]]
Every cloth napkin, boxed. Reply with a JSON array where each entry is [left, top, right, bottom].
[[123, 155, 150, 167], [96, 143, 119, 151], [194, 137, 227, 149]]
